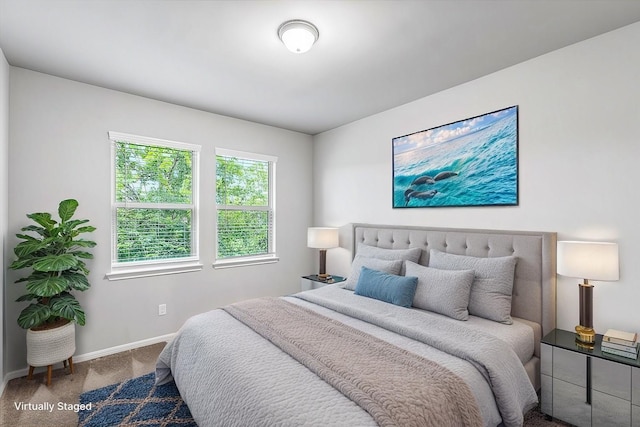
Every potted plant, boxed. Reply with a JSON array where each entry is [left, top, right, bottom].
[[9, 198, 96, 384]]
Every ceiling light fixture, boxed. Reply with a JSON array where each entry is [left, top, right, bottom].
[[278, 20, 319, 54]]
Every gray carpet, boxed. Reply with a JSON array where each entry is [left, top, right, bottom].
[[524, 405, 571, 427], [0, 343, 165, 427]]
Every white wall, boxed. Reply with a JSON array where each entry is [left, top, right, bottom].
[[5, 68, 314, 374], [313, 23, 640, 336], [0, 48, 9, 391]]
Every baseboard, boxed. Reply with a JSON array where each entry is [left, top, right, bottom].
[[71, 333, 175, 364], [0, 375, 6, 399], [1, 333, 175, 389]]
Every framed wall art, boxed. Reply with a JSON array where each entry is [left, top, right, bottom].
[[392, 105, 518, 208]]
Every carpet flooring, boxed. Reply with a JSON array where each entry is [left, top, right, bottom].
[[1, 341, 570, 427], [0, 342, 165, 427]]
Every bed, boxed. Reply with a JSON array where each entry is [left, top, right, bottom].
[[156, 224, 557, 427]]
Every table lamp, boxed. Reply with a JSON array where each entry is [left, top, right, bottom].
[[557, 241, 619, 345], [307, 227, 339, 279]]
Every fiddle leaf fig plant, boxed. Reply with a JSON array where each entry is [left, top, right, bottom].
[[10, 199, 96, 330]]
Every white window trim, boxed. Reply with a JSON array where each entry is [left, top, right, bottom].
[[106, 131, 202, 280], [213, 254, 279, 269], [108, 131, 199, 152], [105, 259, 204, 281], [213, 147, 278, 269]]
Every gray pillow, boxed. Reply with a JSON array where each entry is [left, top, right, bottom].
[[428, 249, 517, 324], [343, 255, 403, 291], [356, 243, 422, 274], [405, 261, 474, 321]]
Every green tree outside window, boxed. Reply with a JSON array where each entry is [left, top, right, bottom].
[[111, 133, 199, 265], [216, 152, 275, 259]]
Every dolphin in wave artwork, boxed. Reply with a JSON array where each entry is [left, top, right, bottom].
[[434, 171, 458, 181], [410, 175, 436, 186], [404, 189, 438, 206], [403, 170, 458, 206]]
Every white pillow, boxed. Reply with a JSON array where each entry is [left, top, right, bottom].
[[405, 261, 474, 321], [428, 249, 517, 324], [343, 255, 403, 291]]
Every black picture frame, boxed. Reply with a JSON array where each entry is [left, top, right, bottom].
[[392, 105, 519, 208]]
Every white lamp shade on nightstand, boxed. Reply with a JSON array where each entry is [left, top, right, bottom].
[[307, 227, 339, 249], [308, 227, 338, 278], [557, 240, 619, 345], [557, 241, 619, 281]]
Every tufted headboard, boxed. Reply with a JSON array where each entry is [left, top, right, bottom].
[[352, 224, 557, 337]]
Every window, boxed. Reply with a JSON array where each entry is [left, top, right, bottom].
[[107, 132, 201, 280], [214, 148, 277, 267]]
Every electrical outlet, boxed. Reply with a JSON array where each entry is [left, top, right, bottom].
[[158, 304, 167, 316]]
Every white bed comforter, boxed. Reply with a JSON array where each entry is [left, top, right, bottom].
[[156, 285, 537, 427]]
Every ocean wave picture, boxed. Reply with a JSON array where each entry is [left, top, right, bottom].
[[392, 105, 518, 208]]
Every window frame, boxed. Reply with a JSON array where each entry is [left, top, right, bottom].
[[213, 147, 278, 269], [106, 131, 202, 280]]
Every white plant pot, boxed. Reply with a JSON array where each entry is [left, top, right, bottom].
[[26, 321, 76, 367]]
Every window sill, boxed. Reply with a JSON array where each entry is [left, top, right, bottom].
[[213, 255, 279, 269], [105, 262, 204, 281]]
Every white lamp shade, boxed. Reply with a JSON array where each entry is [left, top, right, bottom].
[[557, 241, 619, 281], [307, 227, 339, 249], [278, 20, 319, 54]]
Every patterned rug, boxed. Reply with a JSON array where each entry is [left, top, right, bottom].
[[77, 372, 196, 426]]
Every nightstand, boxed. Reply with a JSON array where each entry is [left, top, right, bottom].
[[300, 275, 346, 291], [541, 328, 640, 427]]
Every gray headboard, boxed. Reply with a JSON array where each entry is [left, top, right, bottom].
[[352, 224, 557, 337]]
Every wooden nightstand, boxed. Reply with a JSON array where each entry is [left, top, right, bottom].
[[541, 328, 640, 427], [300, 275, 346, 291]]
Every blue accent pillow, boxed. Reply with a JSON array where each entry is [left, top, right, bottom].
[[354, 266, 418, 308]]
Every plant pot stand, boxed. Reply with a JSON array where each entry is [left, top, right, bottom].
[[27, 357, 74, 386], [26, 321, 76, 386]]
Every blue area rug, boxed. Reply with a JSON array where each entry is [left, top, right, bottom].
[[78, 372, 196, 426]]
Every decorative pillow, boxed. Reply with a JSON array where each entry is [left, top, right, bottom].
[[356, 243, 422, 274], [405, 261, 475, 321], [428, 249, 517, 324], [354, 267, 418, 308], [343, 255, 403, 291]]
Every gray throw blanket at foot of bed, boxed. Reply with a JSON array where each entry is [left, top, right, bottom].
[[223, 297, 483, 427]]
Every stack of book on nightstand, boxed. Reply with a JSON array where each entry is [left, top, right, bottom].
[[601, 329, 639, 360]]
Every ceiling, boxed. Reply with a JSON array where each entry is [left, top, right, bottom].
[[1, 1, 640, 135]]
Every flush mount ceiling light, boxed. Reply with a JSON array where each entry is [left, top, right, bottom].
[[278, 19, 319, 54]]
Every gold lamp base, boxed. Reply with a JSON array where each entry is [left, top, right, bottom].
[[575, 325, 595, 349], [574, 281, 595, 349]]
